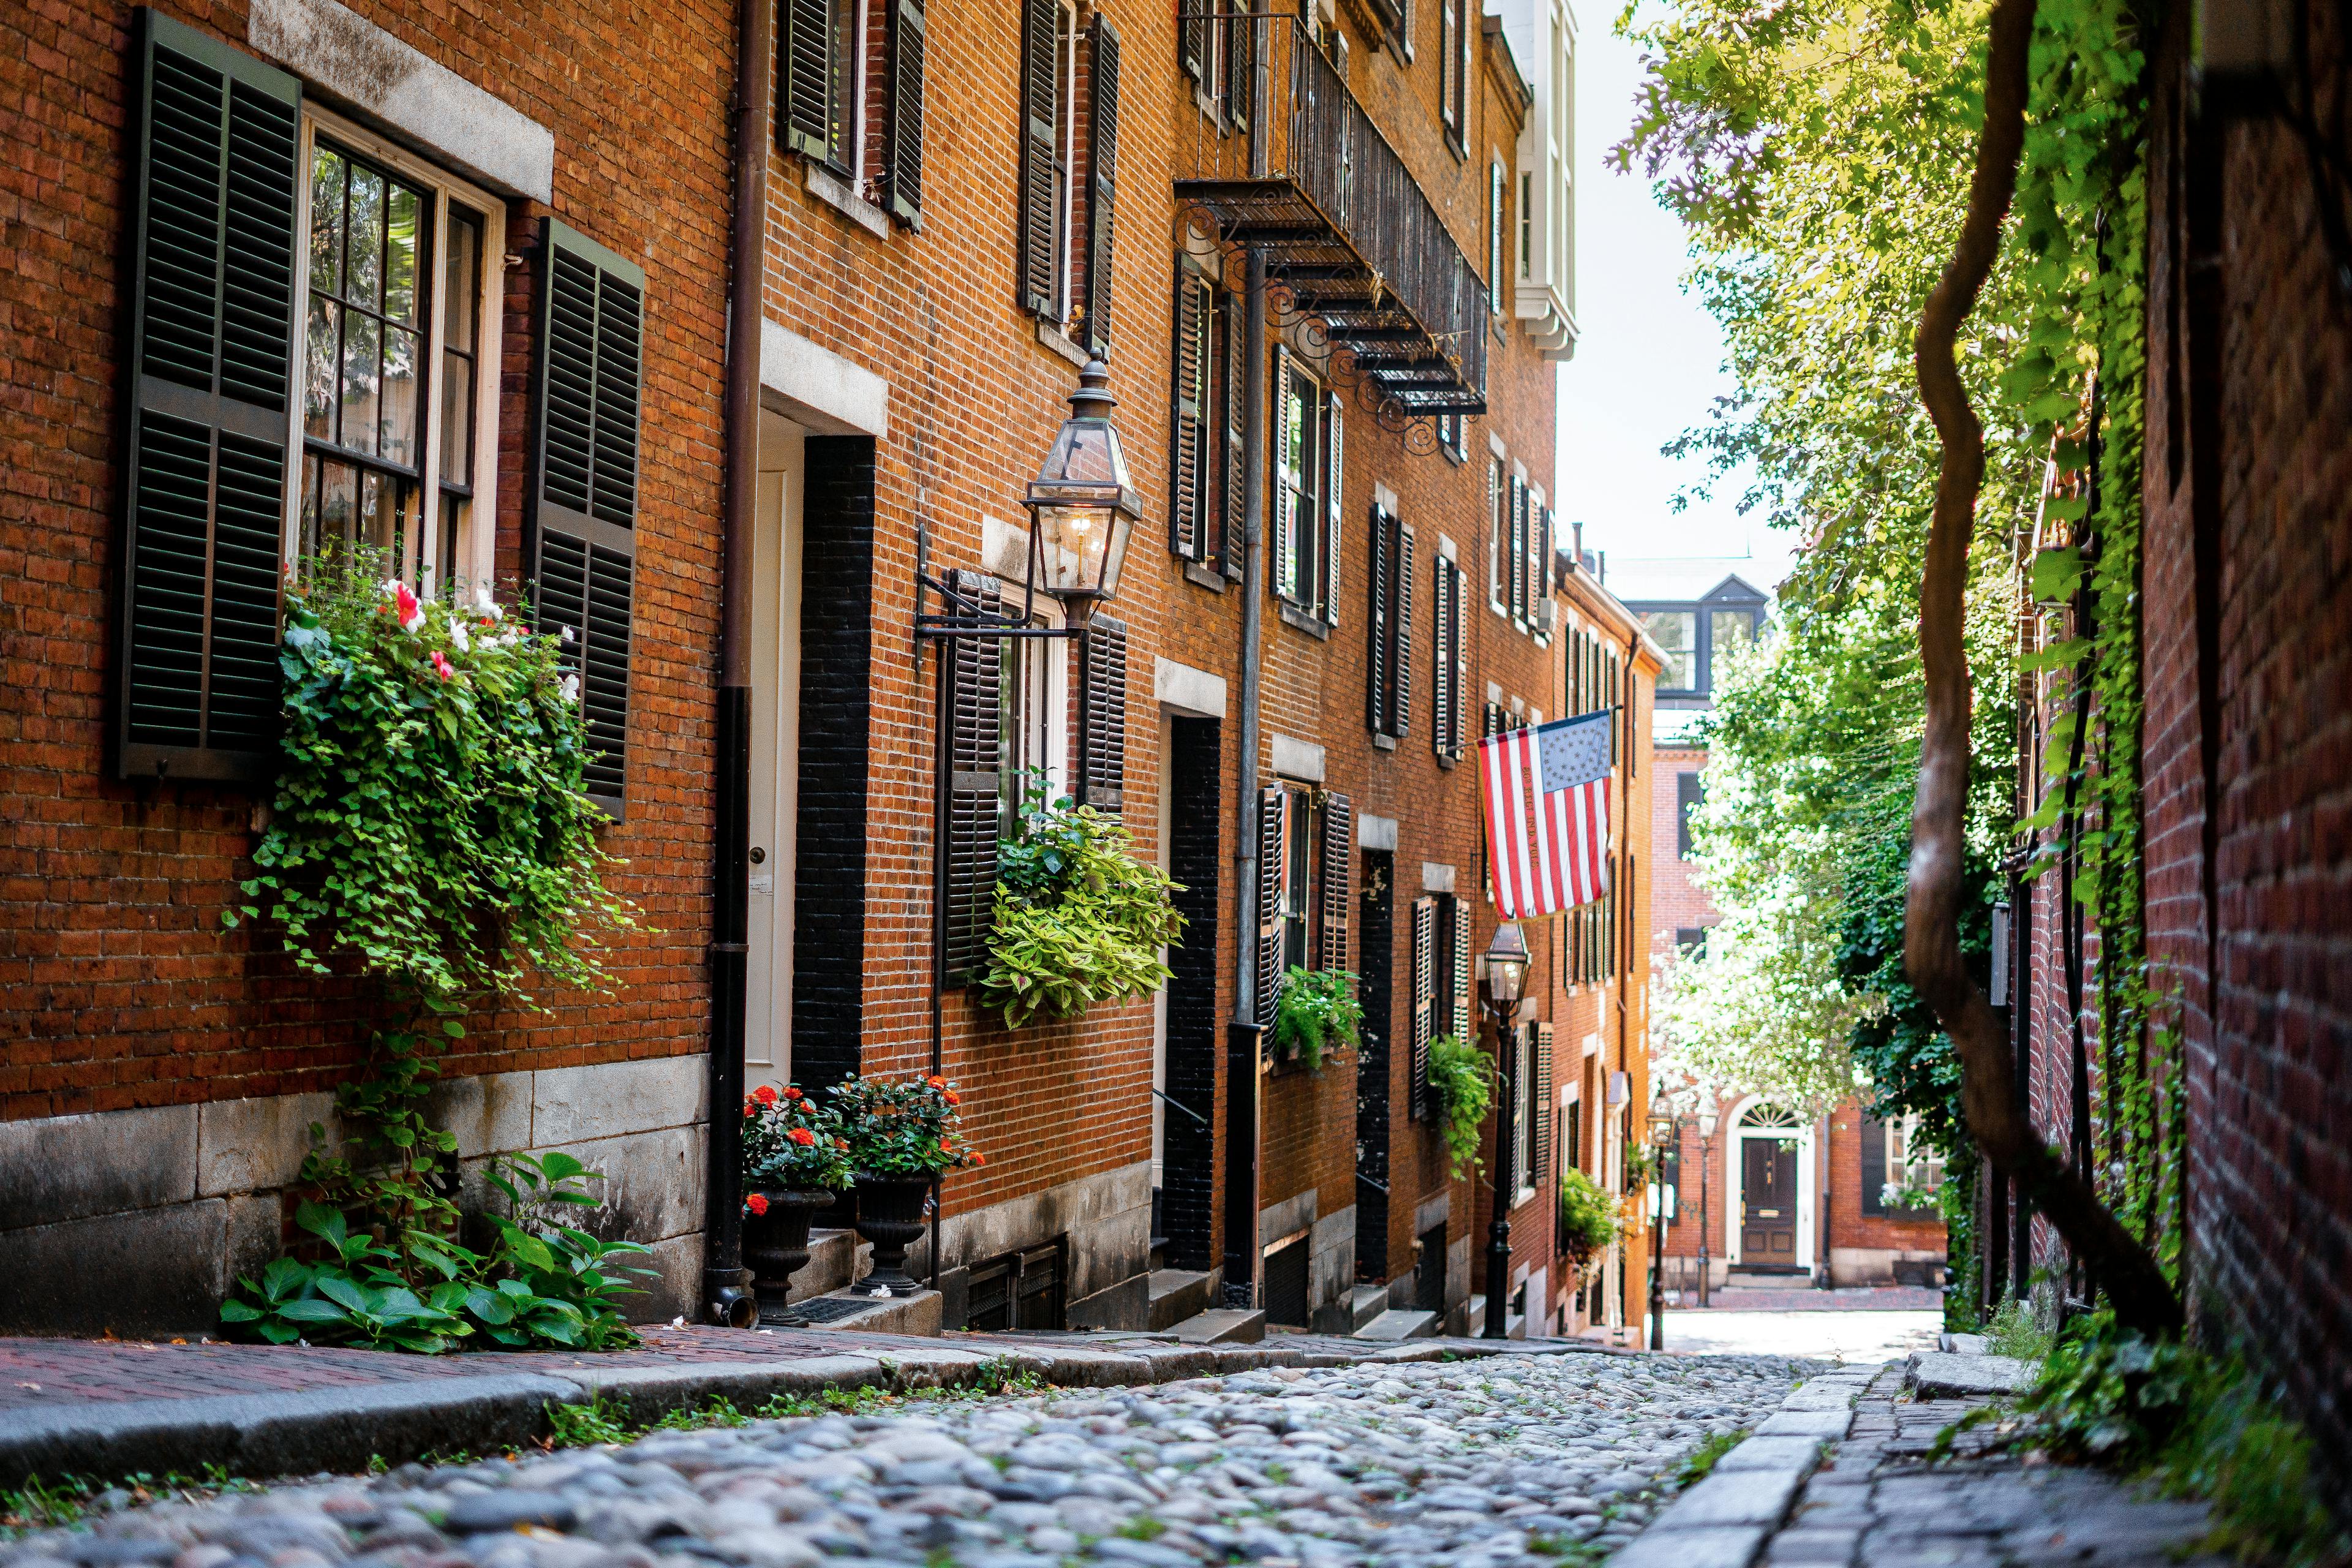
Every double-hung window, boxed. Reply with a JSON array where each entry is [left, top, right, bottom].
[[1273, 351, 1343, 627], [1439, 0, 1468, 148], [295, 115, 502, 592], [1366, 505, 1414, 739], [1169, 263, 1245, 577], [1255, 784, 1355, 1027], [782, 0, 929, 225], [1020, 1, 1118, 352]]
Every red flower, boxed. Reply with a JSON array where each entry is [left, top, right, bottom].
[[926, 1075, 947, 1090], [429, 650, 456, 682], [939, 1137, 954, 1153], [788, 1127, 816, 1147], [835, 1137, 849, 1150], [744, 1193, 769, 1216], [752, 1084, 779, 1107], [969, 1152, 985, 1167], [943, 1090, 961, 1106], [782, 1086, 802, 1100]]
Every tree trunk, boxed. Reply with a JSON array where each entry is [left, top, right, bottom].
[[1905, 0, 2184, 1338]]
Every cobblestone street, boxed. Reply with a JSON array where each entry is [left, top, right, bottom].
[[0, 1353, 1816, 1568]]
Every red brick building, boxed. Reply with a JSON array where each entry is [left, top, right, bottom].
[[0, 0, 1646, 1345], [1617, 560, 1947, 1295], [2002, 0, 2352, 1509]]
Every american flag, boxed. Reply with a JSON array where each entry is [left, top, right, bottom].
[[1479, 711, 1612, 919]]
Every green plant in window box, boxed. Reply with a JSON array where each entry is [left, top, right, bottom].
[[1558, 1167, 1622, 1279], [1272, 967, 1362, 1071], [976, 776, 1183, 1030], [217, 549, 647, 1352], [1424, 1033, 1494, 1178], [1880, 1181, 1940, 1216]]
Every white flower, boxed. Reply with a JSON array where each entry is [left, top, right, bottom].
[[470, 581, 504, 622], [560, 672, 581, 704], [448, 616, 471, 654], [560, 625, 576, 644]]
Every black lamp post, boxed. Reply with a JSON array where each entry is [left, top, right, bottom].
[[1646, 1107, 1678, 1349], [1696, 1104, 1719, 1308], [1480, 921, 1531, 1340]]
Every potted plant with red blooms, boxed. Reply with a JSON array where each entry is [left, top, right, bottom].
[[739, 1083, 851, 1314], [829, 1074, 982, 1297]]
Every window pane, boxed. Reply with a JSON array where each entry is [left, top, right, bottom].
[[300, 453, 322, 557], [358, 468, 385, 550], [439, 350, 473, 485], [340, 312, 380, 457], [304, 296, 339, 442], [1644, 611, 1697, 688], [443, 209, 481, 350], [383, 183, 421, 322], [320, 459, 358, 547], [308, 148, 345, 294], [438, 492, 468, 591], [380, 324, 419, 466], [1711, 609, 1755, 673], [345, 164, 385, 310]]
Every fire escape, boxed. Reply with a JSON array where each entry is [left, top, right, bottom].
[[1177, 12, 1488, 417]]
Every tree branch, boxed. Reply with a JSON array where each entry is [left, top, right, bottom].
[[1905, 0, 2184, 1337]]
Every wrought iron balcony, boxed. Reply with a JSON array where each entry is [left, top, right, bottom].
[[1176, 12, 1487, 418]]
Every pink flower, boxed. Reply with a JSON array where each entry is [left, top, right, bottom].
[[430, 650, 456, 682]]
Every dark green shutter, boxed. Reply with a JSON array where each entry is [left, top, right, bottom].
[[530, 219, 643, 820], [1318, 792, 1351, 972], [1409, 895, 1435, 1119], [1169, 269, 1210, 560], [1256, 784, 1286, 1027], [1082, 17, 1119, 355], [1220, 281, 1247, 579], [1393, 522, 1415, 736], [116, 12, 300, 783], [1860, 1115, 1888, 1216], [1018, 0, 1057, 316], [885, 0, 925, 224], [1365, 507, 1389, 734], [1077, 612, 1126, 810], [782, 0, 839, 162], [943, 571, 1003, 983], [1532, 1025, 1555, 1183], [1321, 388, 1343, 625]]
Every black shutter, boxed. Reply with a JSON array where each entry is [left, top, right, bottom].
[[1532, 1025, 1554, 1183], [1082, 17, 1120, 356], [1409, 895, 1435, 1119], [1860, 1115, 1888, 1216], [1224, 0, 1253, 128], [1365, 508, 1389, 734], [1393, 522, 1415, 736], [1319, 792, 1352, 973], [1256, 784, 1286, 1025], [1430, 555, 1453, 761], [1220, 288, 1248, 579], [885, 0, 927, 224], [782, 0, 837, 162], [530, 221, 642, 819], [1321, 389, 1344, 625], [1170, 270, 1210, 560], [1077, 612, 1126, 810], [116, 13, 300, 783], [1018, 0, 1057, 317], [1449, 894, 1472, 1043], [944, 571, 1005, 982]]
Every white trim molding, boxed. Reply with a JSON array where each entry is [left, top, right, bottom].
[[1721, 1095, 1816, 1273]]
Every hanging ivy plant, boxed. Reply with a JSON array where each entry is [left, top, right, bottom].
[[1272, 967, 1362, 1071], [975, 777, 1183, 1030], [219, 551, 645, 1353], [1425, 1033, 1494, 1179]]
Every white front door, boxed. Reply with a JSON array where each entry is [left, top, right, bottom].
[[745, 413, 804, 1091]]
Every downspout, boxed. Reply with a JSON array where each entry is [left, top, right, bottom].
[[702, 0, 772, 1329]]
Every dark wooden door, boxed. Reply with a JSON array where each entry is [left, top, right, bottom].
[[1741, 1139, 1799, 1264]]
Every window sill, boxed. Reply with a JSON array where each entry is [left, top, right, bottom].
[[802, 159, 890, 239], [1183, 560, 1227, 593], [1370, 732, 1396, 752], [1035, 320, 1090, 368], [1277, 602, 1331, 640]]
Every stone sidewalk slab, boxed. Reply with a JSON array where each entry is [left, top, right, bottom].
[[1904, 1349, 2032, 1398], [0, 1327, 1605, 1487]]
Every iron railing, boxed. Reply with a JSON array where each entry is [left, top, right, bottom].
[[1175, 12, 1487, 417]]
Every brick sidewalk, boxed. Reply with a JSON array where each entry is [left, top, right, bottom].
[[1679, 1286, 1947, 1313]]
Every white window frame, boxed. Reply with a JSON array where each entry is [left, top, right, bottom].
[[284, 104, 504, 596], [1487, 455, 1507, 614], [1887, 1113, 1945, 1196], [1001, 595, 1071, 825]]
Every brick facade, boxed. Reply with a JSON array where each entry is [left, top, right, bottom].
[[0, 0, 1627, 1344]]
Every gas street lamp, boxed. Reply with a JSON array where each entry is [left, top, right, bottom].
[[1697, 1104, 1720, 1309], [1480, 921, 1531, 1340]]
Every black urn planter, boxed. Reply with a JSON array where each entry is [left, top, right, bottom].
[[852, 1173, 934, 1297], [742, 1188, 835, 1314]]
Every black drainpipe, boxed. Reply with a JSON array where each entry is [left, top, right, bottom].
[[701, 0, 772, 1329]]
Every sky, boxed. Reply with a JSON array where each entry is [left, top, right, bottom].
[[1551, 9, 1796, 594]]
